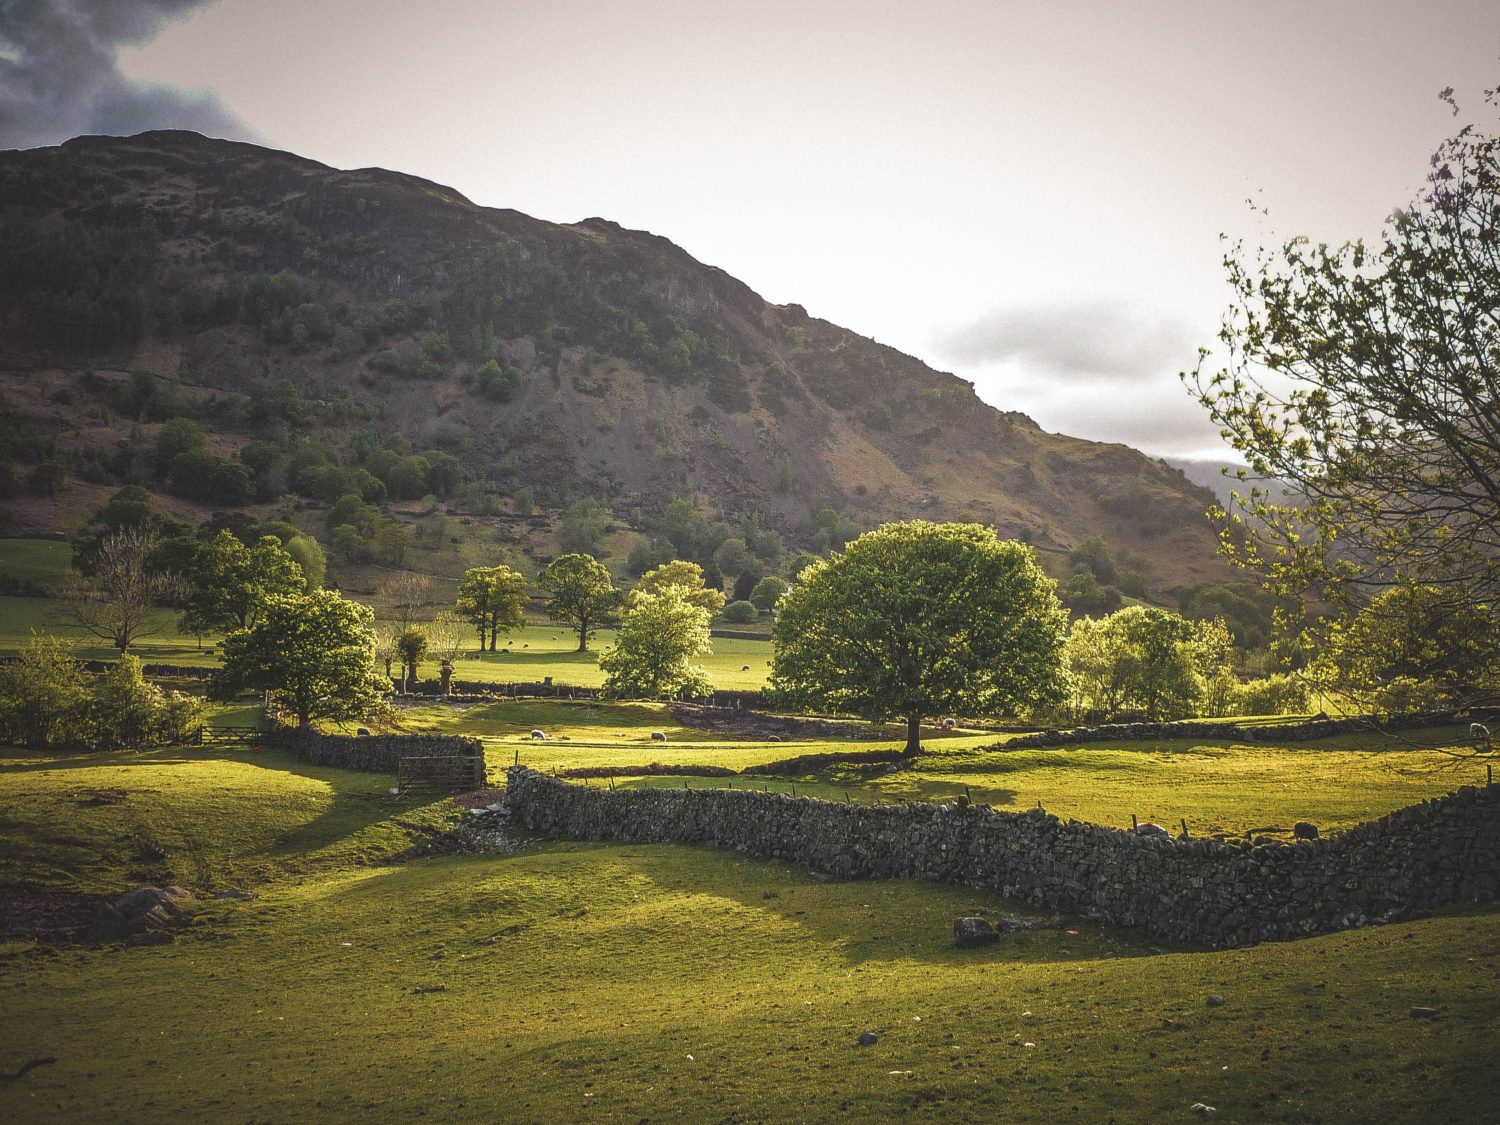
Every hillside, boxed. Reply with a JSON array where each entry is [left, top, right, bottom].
[[0, 130, 1231, 593]]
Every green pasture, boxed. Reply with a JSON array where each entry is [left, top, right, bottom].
[[2, 712, 1498, 1121], [446, 626, 772, 689], [0, 537, 71, 583]]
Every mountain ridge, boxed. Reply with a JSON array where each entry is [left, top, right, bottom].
[[0, 130, 1233, 595]]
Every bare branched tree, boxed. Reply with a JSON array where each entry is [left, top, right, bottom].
[[52, 528, 179, 654]]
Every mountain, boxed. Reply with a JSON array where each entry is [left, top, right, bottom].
[[0, 130, 1232, 594]]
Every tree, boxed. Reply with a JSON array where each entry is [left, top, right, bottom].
[[1186, 93, 1500, 667], [455, 565, 528, 651], [380, 572, 432, 633], [722, 599, 757, 624], [1315, 584, 1500, 713], [283, 534, 326, 589], [396, 627, 427, 691], [179, 531, 307, 638], [599, 587, 713, 700], [539, 553, 619, 652], [770, 521, 1068, 754], [426, 611, 469, 695], [559, 499, 610, 555], [83, 655, 204, 751], [1060, 606, 1212, 721], [53, 527, 178, 653], [749, 576, 787, 614], [211, 590, 390, 728], [633, 559, 726, 615], [0, 634, 88, 748]]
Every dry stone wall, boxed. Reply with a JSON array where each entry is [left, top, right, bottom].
[[265, 727, 483, 774], [505, 766, 1500, 948]]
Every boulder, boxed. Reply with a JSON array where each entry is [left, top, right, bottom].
[[953, 916, 999, 948]]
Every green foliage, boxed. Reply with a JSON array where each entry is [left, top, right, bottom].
[[283, 534, 327, 590], [212, 590, 390, 727], [771, 521, 1068, 752], [155, 417, 207, 476], [713, 536, 750, 576], [1315, 585, 1500, 714], [599, 587, 713, 700], [0, 634, 88, 748], [396, 627, 428, 686], [633, 560, 726, 615], [748, 576, 786, 613], [539, 553, 619, 653], [455, 565, 528, 651], [0, 639, 200, 750], [722, 599, 757, 624], [559, 499, 610, 555], [1060, 607, 1226, 722], [473, 359, 523, 402], [1060, 571, 1122, 617], [1187, 101, 1500, 640], [1235, 672, 1311, 716], [179, 531, 308, 637]]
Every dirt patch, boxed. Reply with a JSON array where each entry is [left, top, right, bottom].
[[0, 885, 106, 942]]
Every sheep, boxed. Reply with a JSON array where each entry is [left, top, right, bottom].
[[530, 729, 547, 741], [651, 731, 667, 742], [742, 665, 751, 672], [1471, 722, 1491, 750], [768, 734, 783, 743], [1135, 821, 1170, 839], [1293, 821, 1319, 841], [940, 717, 957, 731]]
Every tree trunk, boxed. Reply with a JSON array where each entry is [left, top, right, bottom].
[[904, 714, 922, 756], [440, 662, 453, 696], [576, 622, 589, 653]]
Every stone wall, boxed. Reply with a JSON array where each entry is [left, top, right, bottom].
[[505, 766, 1500, 948], [999, 712, 1465, 749], [265, 726, 484, 775]]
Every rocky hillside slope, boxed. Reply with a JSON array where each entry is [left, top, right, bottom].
[[0, 130, 1230, 592]]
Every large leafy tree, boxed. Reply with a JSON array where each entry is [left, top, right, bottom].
[[455, 565, 528, 651], [179, 530, 307, 638], [632, 559, 726, 615], [211, 590, 390, 728], [770, 521, 1067, 754], [539, 554, 619, 653], [599, 587, 713, 700], [1187, 91, 1500, 698], [1061, 606, 1224, 722]]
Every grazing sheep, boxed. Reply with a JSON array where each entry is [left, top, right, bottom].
[[940, 717, 957, 731], [651, 731, 667, 742], [1293, 821, 1320, 841], [742, 664, 751, 672], [1135, 821, 1170, 839], [530, 729, 547, 741], [1471, 722, 1491, 749], [768, 734, 783, 743]]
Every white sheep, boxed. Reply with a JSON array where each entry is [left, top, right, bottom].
[[530, 729, 547, 741], [940, 717, 957, 731], [1472, 722, 1491, 750]]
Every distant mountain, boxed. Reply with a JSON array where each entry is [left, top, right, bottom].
[[0, 130, 1234, 594]]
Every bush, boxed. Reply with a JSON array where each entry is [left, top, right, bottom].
[[1235, 673, 1310, 716], [722, 599, 758, 624]]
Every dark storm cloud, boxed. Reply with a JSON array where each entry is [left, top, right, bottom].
[[0, 0, 255, 150], [932, 297, 1201, 383]]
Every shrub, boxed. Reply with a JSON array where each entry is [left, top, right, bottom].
[[722, 599, 758, 624], [1235, 673, 1310, 716]]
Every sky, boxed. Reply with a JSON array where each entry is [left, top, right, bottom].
[[2, 0, 1497, 461]]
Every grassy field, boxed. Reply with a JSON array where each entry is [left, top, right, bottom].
[[1, 707, 1498, 1121]]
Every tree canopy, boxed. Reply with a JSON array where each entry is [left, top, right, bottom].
[[770, 521, 1067, 753], [1187, 93, 1500, 677], [599, 586, 713, 700], [539, 554, 619, 653], [632, 559, 726, 615], [455, 565, 528, 651], [178, 530, 307, 637], [211, 590, 390, 727]]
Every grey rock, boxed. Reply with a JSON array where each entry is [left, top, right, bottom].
[[953, 916, 999, 948], [1190, 1104, 1216, 1116], [857, 1031, 878, 1046], [1206, 994, 1225, 1007]]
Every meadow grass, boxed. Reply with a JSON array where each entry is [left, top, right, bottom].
[[1, 709, 1497, 1121], [0, 538, 71, 582]]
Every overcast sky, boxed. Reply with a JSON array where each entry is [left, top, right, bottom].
[[3, 0, 1497, 460]]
